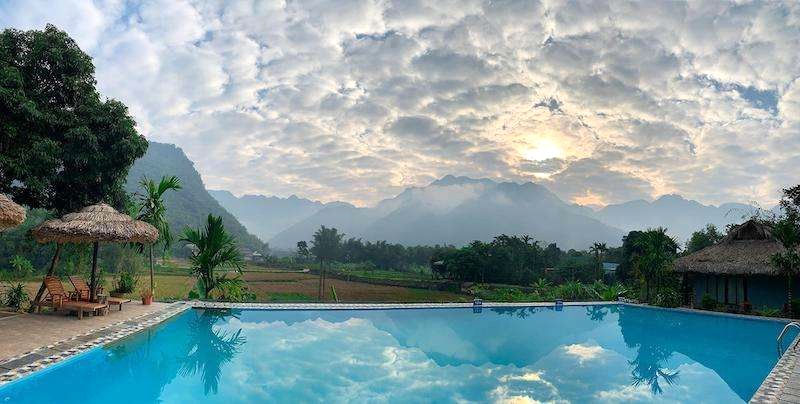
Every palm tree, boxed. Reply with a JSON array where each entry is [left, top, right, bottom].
[[633, 228, 678, 302], [136, 175, 182, 296], [590, 242, 608, 280], [771, 214, 800, 316], [310, 225, 344, 300], [181, 214, 244, 298]]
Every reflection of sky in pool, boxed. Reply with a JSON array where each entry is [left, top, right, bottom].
[[1, 305, 795, 403]]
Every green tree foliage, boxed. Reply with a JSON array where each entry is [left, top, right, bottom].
[[0, 209, 55, 273], [430, 235, 592, 285], [685, 224, 723, 254], [311, 226, 344, 300], [181, 215, 245, 299], [632, 228, 679, 302], [296, 240, 310, 261], [771, 185, 800, 315], [0, 25, 147, 213], [590, 242, 608, 280], [617, 231, 645, 282]]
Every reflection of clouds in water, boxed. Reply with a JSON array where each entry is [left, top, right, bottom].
[[563, 343, 607, 365], [595, 383, 655, 402], [594, 362, 739, 404], [220, 317, 565, 403]]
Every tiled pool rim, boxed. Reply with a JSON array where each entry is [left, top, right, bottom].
[[1, 301, 797, 403]]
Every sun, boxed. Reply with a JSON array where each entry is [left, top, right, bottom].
[[522, 139, 563, 161]]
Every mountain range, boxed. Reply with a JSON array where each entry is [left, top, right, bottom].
[[129, 142, 756, 253], [211, 174, 756, 251]]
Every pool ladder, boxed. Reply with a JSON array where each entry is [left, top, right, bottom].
[[777, 322, 800, 356]]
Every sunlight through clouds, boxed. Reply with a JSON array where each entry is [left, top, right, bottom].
[[2, 0, 799, 206]]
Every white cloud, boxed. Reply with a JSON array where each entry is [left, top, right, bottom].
[[2, 0, 799, 206]]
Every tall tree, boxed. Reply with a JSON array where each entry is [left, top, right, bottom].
[[685, 224, 723, 254], [633, 228, 678, 302], [0, 25, 147, 213], [296, 240, 310, 262], [590, 242, 608, 280], [181, 215, 244, 298], [136, 175, 182, 296], [310, 226, 344, 300], [772, 186, 800, 316]]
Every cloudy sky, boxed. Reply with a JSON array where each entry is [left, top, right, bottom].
[[2, 0, 799, 207]]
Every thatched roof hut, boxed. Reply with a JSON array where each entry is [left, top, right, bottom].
[[674, 220, 786, 275], [0, 194, 26, 230], [31, 203, 158, 303], [31, 203, 158, 244]]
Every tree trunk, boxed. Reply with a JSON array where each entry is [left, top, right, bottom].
[[30, 243, 62, 312], [149, 244, 155, 296], [317, 259, 323, 301], [788, 274, 794, 318], [321, 262, 327, 301], [90, 242, 100, 302]]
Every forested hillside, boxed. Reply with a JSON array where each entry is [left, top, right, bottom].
[[125, 142, 266, 256]]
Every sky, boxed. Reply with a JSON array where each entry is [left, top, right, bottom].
[[2, 0, 799, 208]]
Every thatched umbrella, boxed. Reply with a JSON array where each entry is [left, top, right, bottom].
[[31, 203, 158, 303], [0, 194, 26, 230]]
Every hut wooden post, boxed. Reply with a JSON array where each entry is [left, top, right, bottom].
[[30, 243, 62, 312], [149, 244, 155, 296], [90, 241, 99, 302]]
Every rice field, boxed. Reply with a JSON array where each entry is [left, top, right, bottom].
[[14, 269, 468, 305]]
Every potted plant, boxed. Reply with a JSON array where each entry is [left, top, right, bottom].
[[141, 289, 153, 305]]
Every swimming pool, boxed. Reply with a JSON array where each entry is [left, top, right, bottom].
[[0, 304, 794, 403]]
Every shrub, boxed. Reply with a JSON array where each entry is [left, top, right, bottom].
[[214, 277, 256, 302], [700, 293, 717, 310], [112, 270, 139, 294], [6, 256, 33, 280], [187, 289, 200, 300], [554, 281, 592, 301], [653, 288, 680, 308], [753, 306, 782, 318], [590, 282, 628, 301], [3, 282, 29, 310]]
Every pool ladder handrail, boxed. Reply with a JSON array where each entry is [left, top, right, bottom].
[[777, 321, 800, 355]]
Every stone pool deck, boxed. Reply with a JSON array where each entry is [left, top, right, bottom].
[[751, 334, 800, 404], [0, 301, 190, 386], [0, 302, 167, 363]]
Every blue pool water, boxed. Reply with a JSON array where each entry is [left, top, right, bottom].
[[0, 305, 795, 403]]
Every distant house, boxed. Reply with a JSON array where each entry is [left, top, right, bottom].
[[602, 262, 619, 276], [674, 219, 797, 309]]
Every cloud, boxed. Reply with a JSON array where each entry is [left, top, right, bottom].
[[2, 0, 799, 206]]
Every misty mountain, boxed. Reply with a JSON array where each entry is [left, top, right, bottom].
[[209, 191, 325, 241], [268, 175, 625, 250], [125, 142, 267, 256], [592, 194, 757, 243]]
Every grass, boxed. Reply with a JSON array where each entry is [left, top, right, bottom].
[[333, 269, 434, 282]]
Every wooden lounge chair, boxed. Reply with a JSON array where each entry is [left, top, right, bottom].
[[68, 276, 103, 302], [34, 276, 76, 311], [35, 277, 108, 320]]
